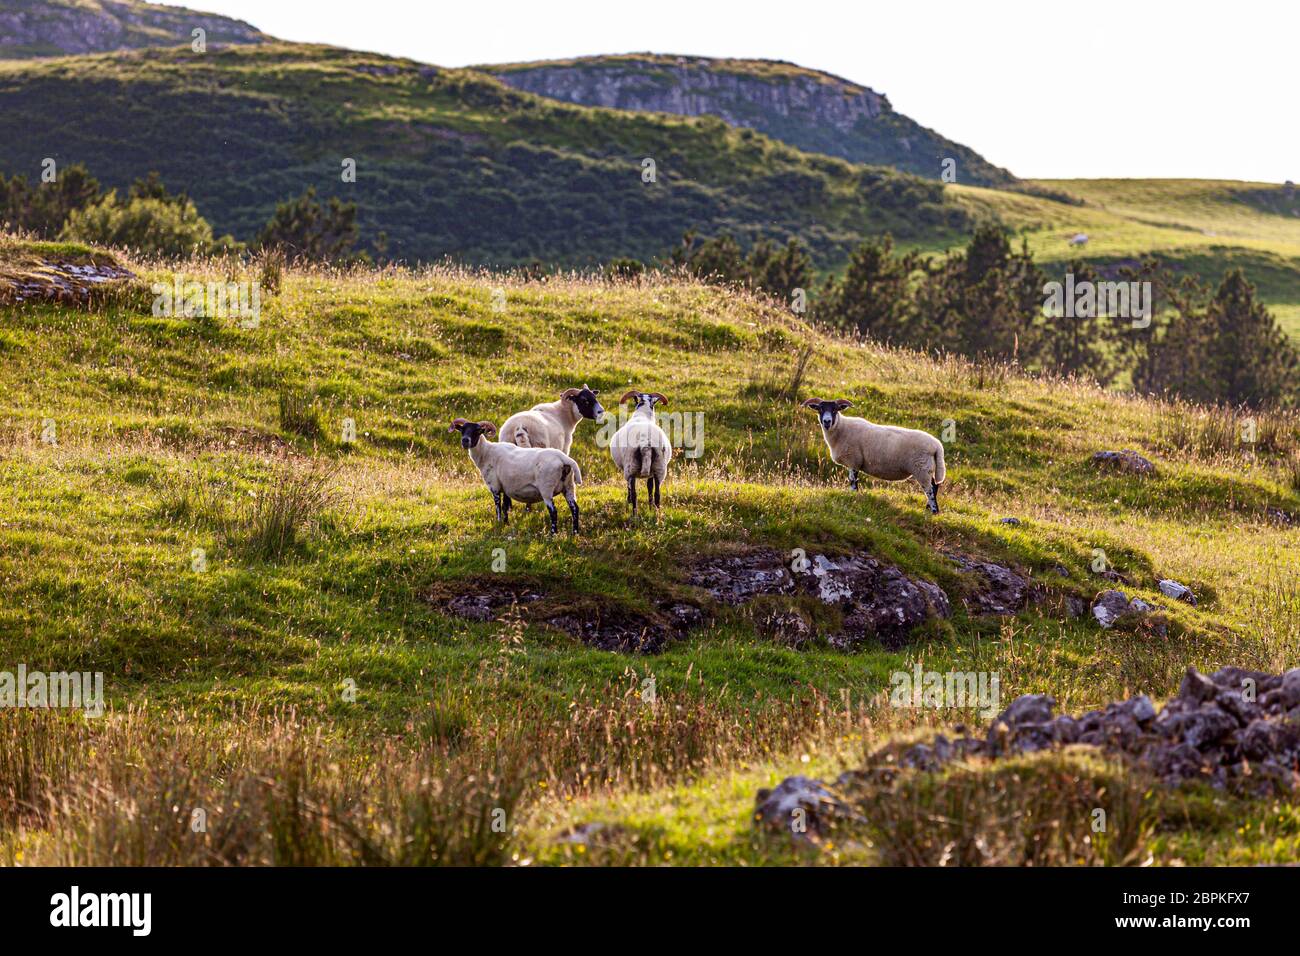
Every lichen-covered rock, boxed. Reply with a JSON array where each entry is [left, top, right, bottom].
[[753, 775, 851, 839], [1091, 449, 1156, 476], [686, 550, 796, 605], [1092, 589, 1132, 628], [949, 554, 1029, 615], [688, 548, 949, 650], [826, 667, 1300, 793], [1158, 579, 1197, 606]]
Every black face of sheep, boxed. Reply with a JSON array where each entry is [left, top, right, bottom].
[[564, 385, 605, 422], [448, 419, 496, 448], [802, 398, 852, 429]]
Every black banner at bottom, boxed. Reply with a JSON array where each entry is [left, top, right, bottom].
[[0, 865, 1279, 940]]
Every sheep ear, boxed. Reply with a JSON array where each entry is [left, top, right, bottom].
[[559, 388, 579, 400], [836, 399, 854, 410], [619, 390, 639, 405], [478, 421, 497, 437], [448, 418, 469, 432], [648, 392, 669, 407], [801, 398, 822, 409]]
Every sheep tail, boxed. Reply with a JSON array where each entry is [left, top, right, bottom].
[[933, 443, 946, 485], [563, 459, 583, 486]]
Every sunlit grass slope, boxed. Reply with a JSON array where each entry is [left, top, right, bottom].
[[1, 240, 1298, 864]]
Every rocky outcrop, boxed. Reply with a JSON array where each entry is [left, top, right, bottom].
[[758, 665, 1300, 839], [429, 579, 700, 654], [0, 253, 137, 307], [894, 666, 1300, 791], [491, 55, 1016, 187], [0, 0, 269, 59], [499, 58, 886, 134], [687, 548, 950, 650]]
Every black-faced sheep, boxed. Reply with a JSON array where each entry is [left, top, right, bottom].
[[449, 418, 582, 534], [501, 385, 604, 455], [802, 398, 946, 514]]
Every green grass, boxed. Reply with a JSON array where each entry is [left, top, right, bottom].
[[1, 242, 1298, 865], [951, 179, 1300, 339]]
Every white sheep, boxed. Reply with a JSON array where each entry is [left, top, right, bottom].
[[449, 418, 582, 534], [501, 385, 605, 454], [802, 398, 947, 514], [609, 390, 671, 518]]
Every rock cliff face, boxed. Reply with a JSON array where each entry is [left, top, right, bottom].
[[492, 55, 1015, 187], [499, 58, 888, 134], [0, 0, 268, 58]]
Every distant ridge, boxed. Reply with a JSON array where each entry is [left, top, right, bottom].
[[489, 53, 1016, 187]]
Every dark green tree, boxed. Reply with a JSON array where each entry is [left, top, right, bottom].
[[257, 187, 359, 262], [816, 235, 919, 344]]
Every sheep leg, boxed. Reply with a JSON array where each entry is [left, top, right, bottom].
[[545, 500, 559, 535], [491, 490, 503, 523], [565, 493, 580, 534], [848, 469, 859, 491], [626, 475, 638, 518], [650, 476, 661, 508], [926, 478, 940, 515], [500, 495, 511, 525]]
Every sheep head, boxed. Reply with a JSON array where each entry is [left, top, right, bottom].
[[620, 390, 668, 410], [449, 419, 496, 448], [561, 384, 605, 422], [802, 398, 852, 429]]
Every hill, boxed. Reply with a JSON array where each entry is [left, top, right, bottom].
[[0, 42, 971, 265], [489, 53, 1016, 188], [951, 178, 1300, 340], [0, 0, 268, 58], [2, 235, 1298, 864]]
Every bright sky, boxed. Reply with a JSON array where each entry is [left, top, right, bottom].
[[165, 0, 1296, 182]]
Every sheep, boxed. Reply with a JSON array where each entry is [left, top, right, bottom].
[[802, 397, 947, 514], [608, 390, 671, 518], [449, 418, 582, 534], [501, 385, 605, 455]]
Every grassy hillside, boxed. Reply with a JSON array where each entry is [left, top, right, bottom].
[[488, 53, 1017, 188], [0, 0, 268, 59], [2, 236, 1298, 865], [0, 42, 969, 265], [952, 179, 1300, 339]]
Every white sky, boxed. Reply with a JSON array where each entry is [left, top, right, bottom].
[[164, 0, 1296, 182]]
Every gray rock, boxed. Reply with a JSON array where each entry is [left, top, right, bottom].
[[1092, 589, 1131, 628], [1091, 449, 1156, 476], [1157, 579, 1198, 606], [753, 776, 849, 839], [691, 549, 949, 651], [1179, 667, 1219, 703], [949, 554, 1030, 616]]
